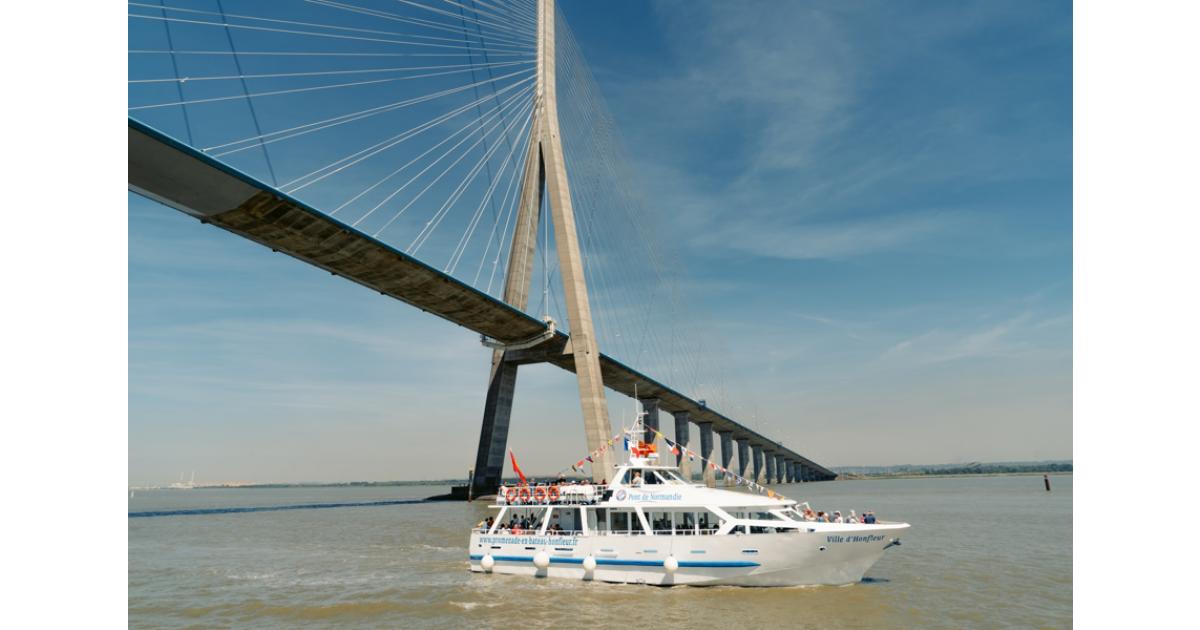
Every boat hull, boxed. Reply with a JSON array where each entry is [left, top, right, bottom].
[[467, 523, 907, 587]]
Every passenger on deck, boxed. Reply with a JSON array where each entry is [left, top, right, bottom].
[[833, 511, 844, 523], [803, 507, 817, 521], [864, 511, 876, 524], [817, 511, 828, 523], [631, 472, 643, 487]]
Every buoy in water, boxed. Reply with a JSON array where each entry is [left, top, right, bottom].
[[481, 554, 495, 572], [533, 551, 550, 569], [583, 555, 597, 572], [664, 556, 679, 574]]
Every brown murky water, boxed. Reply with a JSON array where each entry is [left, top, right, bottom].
[[129, 475, 1071, 628]]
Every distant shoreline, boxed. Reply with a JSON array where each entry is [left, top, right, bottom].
[[134, 468, 1073, 490], [839, 471, 1073, 481]]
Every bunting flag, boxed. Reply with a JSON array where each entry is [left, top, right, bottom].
[[585, 455, 593, 463], [671, 445, 680, 456], [508, 449, 527, 486]]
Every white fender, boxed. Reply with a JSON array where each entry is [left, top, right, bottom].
[[583, 555, 597, 572], [663, 556, 679, 574], [481, 554, 495, 572], [533, 551, 550, 569]]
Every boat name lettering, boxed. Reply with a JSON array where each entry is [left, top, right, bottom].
[[625, 492, 683, 501], [825, 534, 886, 543], [480, 536, 578, 547]]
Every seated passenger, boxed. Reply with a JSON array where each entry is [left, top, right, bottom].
[[803, 507, 817, 521], [631, 472, 643, 487], [833, 511, 844, 523]]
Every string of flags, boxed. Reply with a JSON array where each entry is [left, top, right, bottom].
[[545, 425, 792, 503], [649, 428, 792, 502], [549, 422, 792, 501], [558, 430, 625, 478]]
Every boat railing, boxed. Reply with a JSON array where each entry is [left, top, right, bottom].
[[495, 485, 602, 506], [474, 527, 586, 536]]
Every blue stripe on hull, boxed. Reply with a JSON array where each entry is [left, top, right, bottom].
[[468, 554, 758, 568]]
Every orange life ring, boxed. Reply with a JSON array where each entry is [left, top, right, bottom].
[[518, 487, 531, 503], [504, 487, 517, 503], [547, 486, 560, 502], [534, 487, 547, 502]]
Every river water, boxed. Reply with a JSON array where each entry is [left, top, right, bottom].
[[128, 475, 1071, 628]]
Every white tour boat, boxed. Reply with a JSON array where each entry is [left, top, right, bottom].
[[468, 418, 909, 587]]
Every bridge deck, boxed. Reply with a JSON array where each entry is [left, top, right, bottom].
[[128, 119, 835, 480]]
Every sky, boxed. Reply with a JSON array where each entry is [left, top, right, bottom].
[[129, 0, 1071, 485]]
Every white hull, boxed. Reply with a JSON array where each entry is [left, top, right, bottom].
[[468, 522, 907, 587]]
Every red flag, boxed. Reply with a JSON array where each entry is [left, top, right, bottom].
[[508, 449, 527, 486], [671, 445, 680, 456]]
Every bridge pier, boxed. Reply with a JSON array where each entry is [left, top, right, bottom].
[[801, 465, 811, 482], [752, 445, 764, 484], [784, 459, 794, 483], [736, 438, 750, 481], [470, 353, 520, 495], [718, 431, 733, 486], [698, 422, 715, 487], [765, 451, 776, 484], [775, 454, 786, 484], [672, 411, 691, 480], [639, 397, 660, 443]]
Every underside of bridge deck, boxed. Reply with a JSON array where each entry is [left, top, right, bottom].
[[128, 119, 838, 483]]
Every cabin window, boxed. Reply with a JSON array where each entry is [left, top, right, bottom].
[[697, 509, 721, 534], [662, 470, 687, 483], [647, 511, 673, 534], [612, 470, 629, 486], [588, 508, 607, 533], [610, 510, 631, 533], [644, 471, 665, 485], [751, 512, 784, 521], [674, 511, 696, 535], [544, 507, 579, 534]]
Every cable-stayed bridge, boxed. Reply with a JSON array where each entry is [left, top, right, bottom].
[[128, 0, 836, 493]]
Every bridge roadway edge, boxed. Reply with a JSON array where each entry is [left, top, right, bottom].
[[127, 118, 836, 481]]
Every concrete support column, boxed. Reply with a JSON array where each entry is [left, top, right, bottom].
[[775, 454, 787, 484], [718, 431, 734, 486], [765, 452, 776, 484], [672, 411, 691, 481], [639, 398, 660, 441], [736, 438, 750, 479], [784, 460, 794, 483], [752, 445, 764, 484], [538, 0, 615, 482], [801, 465, 811, 482], [698, 422, 715, 487]]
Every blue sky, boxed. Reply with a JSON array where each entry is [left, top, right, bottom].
[[129, 0, 1071, 484]]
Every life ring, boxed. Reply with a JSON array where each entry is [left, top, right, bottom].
[[534, 487, 547, 503], [547, 486, 560, 502], [504, 487, 517, 503], [518, 487, 531, 503]]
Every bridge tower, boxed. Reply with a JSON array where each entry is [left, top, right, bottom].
[[471, 0, 614, 495]]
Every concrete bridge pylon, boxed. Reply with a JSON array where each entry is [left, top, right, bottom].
[[471, 0, 614, 495]]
